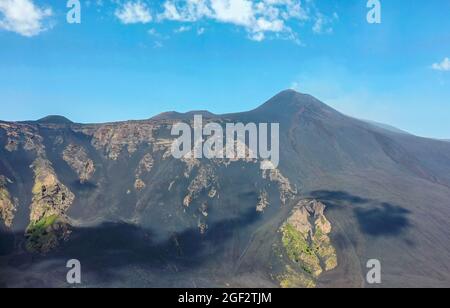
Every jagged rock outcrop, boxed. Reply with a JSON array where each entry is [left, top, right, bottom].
[[198, 221, 208, 234], [153, 138, 174, 158], [134, 178, 146, 191], [0, 175, 16, 228], [197, 203, 209, 234], [0, 122, 45, 155], [262, 164, 296, 205], [278, 199, 337, 287], [134, 153, 154, 191], [0, 123, 76, 253], [256, 189, 269, 212], [137, 153, 154, 175], [183, 165, 217, 207], [26, 158, 75, 253], [62, 144, 95, 183], [89, 123, 156, 160], [29, 158, 74, 222]]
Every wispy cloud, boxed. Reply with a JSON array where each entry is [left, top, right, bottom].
[[150, 0, 336, 42], [312, 12, 338, 34], [157, 0, 302, 42], [431, 57, 450, 72], [115, 1, 152, 24], [0, 0, 52, 37], [174, 25, 191, 33]]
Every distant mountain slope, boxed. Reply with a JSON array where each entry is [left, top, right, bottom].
[[36, 115, 74, 125], [1, 90, 450, 288], [363, 119, 411, 135], [151, 110, 217, 121]]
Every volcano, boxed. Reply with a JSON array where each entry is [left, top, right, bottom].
[[1, 90, 450, 288]]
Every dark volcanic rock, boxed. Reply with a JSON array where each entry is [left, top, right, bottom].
[[1, 90, 450, 288]]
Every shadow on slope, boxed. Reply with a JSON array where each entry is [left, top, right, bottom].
[[309, 190, 412, 237], [354, 203, 411, 237], [1, 207, 264, 287]]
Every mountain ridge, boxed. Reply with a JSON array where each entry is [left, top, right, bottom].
[[12, 90, 435, 141], [1, 90, 450, 287]]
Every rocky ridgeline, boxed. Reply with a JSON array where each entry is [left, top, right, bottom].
[[78, 122, 299, 235], [0, 121, 328, 263], [278, 199, 337, 288], [0, 122, 45, 155], [71, 122, 297, 217], [74, 122, 157, 160]]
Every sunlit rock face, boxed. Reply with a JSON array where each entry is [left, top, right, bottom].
[[62, 144, 95, 184], [277, 200, 337, 287], [0, 175, 16, 228]]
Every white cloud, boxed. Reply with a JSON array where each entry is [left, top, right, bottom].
[[210, 0, 254, 26], [432, 58, 450, 72], [158, 0, 213, 22], [0, 0, 52, 37], [250, 31, 264, 41], [154, 0, 333, 42], [174, 25, 191, 33], [115, 1, 152, 24]]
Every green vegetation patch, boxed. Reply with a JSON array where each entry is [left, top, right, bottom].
[[278, 265, 316, 289], [25, 215, 59, 253], [281, 224, 312, 259], [281, 223, 323, 277]]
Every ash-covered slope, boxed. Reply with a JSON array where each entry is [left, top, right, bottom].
[[1, 90, 450, 288]]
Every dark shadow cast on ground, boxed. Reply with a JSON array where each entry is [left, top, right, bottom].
[[308, 190, 412, 237]]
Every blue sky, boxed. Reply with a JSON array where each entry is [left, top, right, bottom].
[[1, 0, 450, 138]]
